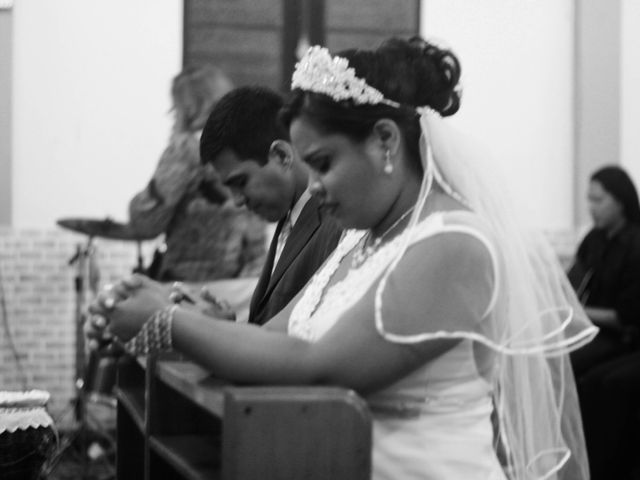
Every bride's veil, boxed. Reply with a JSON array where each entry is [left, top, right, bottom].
[[375, 109, 598, 479]]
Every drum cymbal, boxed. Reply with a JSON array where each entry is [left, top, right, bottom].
[[56, 217, 157, 241]]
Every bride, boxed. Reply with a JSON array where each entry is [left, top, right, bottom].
[[89, 37, 596, 479]]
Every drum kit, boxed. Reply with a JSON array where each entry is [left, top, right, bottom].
[[56, 217, 157, 400], [57, 217, 157, 272], [50, 217, 157, 478]]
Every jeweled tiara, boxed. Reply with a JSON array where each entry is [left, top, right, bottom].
[[291, 46, 401, 108]]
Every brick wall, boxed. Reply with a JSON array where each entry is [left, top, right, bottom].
[[0, 227, 156, 427]]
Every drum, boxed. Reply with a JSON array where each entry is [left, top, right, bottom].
[[0, 390, 57, 480]]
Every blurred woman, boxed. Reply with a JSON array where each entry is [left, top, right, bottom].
[[569, 165, 640, 376], [568, 166, 640, 480], [129, 65, 266, 282]]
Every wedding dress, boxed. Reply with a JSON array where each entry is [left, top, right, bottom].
[[289, 211, 508, 479]]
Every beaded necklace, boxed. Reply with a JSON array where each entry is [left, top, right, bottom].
[[352, 206, 415, 268]]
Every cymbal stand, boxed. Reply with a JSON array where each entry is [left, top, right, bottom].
[[45, 237, 115, 480], [70, 237, 99, 419]]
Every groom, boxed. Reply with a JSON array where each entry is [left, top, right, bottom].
[[84, 86, 341, 352], [199, 86, 342, 325]]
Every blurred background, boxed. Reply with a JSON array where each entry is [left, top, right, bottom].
[[0, 0, 638, 440]]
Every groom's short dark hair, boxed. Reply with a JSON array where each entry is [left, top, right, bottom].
[[200, 86, 289, 166]]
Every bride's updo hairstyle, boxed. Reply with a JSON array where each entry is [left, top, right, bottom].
[[280, 36, 462, 173]]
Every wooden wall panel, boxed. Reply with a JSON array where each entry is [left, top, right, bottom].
[[185, 0, 283, 27], [183, 0, 419, 92], [325, 0, 419, 52], [326, 32, 403, 53], [184, 0, 283, 90], [185, 27, 281, 89], [325, 0, 418, 31]]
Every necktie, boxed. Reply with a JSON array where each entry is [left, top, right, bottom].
[[272, 215, 292, 273]]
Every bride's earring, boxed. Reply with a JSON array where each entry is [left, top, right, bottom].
[[383, 149, 393, 174]]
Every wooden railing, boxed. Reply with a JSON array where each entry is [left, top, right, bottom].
[[115, 354, 372, 480]]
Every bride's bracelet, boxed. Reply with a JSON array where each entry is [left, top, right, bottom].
[[123, 305, 177, 356]]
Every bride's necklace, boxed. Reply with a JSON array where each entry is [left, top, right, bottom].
[[352, 206, 415, 268]]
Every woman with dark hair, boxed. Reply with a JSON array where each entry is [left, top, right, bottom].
[[591, 166, 640, 224], [568, 166, 640, 480], [569, 165, 640, 376], [88, 38, 595, 479]]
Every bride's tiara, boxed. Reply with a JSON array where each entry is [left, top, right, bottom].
[[291, 45, 401, 108]]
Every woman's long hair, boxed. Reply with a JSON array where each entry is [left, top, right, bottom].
[[591, 165, 640, 225], [171, 64, 233, 134]]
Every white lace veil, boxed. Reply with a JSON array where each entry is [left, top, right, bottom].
[[375, 109, 598, 480]]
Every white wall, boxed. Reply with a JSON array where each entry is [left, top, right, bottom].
[[421, 0, 574, 230], [0, 10, 12, 224], [621, 0, 640, 186], [12, 0, 182, 228]]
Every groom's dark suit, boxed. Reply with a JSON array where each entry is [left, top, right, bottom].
[[248, 196, 342, 326]]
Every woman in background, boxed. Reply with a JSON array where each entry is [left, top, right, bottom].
[[90, 38, 596, 479], [569, 165, 640, 377], [129, 65, 266, 282], [568, 165, 640, 480]]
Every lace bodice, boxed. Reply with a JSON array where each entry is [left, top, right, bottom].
[[288, 212, 499, 411], [288, 212, 498, 343]]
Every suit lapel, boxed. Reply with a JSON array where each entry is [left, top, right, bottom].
[[249, 218, 284, 317], [258, 198, 321, 308]]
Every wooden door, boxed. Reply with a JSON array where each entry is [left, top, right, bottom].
[[183, 0, 420, 93]]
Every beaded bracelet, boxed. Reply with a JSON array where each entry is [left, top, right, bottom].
[[123, 305, 177, 356]]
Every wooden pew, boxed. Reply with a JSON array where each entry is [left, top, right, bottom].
[[116, 354, 372, 480]]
